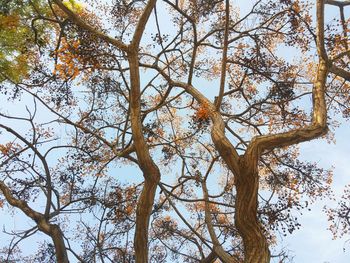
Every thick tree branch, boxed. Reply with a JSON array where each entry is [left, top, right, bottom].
[[138, 63, 241, 175], [317, 0, 328, 61], [127, 1, 160, 262], [245, 0, 329, 159], [131, 0, 157, 49], [200, 251, 217, 263], [330, 64, 350, 81], [215, 0, 230, 111], [325, 0, 350, 6], [0, 182, 68, 263], [52, 0, 128, 52], [175, 82, 241, 175]]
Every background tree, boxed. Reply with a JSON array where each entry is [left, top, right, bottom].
[[0, 0, 350, 262]]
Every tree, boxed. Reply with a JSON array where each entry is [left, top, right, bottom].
[[0, 0, 350, 262]]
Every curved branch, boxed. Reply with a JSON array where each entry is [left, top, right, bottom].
[[202, 180, 239, 263], [325, 0, 350, 7], [127, 1, 160, 262], [245, 0, 329, 159], [138, 63, 241, 175], [0, 182, 68, 263], [0, 124, 53, 217]]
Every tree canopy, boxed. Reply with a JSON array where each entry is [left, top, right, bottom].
[[1, 0, 350, 262]]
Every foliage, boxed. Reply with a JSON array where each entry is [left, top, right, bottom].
[[0, 0, 51, 83]]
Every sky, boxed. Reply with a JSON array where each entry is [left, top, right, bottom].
[[1, 0, 350, 262], [1, 100, 349, 262], [276, 122, 350, 263]]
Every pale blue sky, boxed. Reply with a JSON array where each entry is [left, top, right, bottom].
[[1, 1, 350, 262], [276, 123, 350, 262]]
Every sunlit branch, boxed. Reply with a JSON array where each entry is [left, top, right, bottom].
[[52, 0, 128, 51]]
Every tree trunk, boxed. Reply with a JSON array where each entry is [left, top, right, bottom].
[[37, 222, 69, 263], [134, 178, 159, 263], [50, 224, 69, 263], [128, 46, 161, 262], [235, 157, 270, 263]]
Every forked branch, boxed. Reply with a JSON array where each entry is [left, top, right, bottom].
[[245, 0, 329, 159]]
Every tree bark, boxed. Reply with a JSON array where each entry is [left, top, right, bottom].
[[0, 182, 69, 263], [134, 179, 159, 262], [129, 23, 160, 261], [129, 50, 161, 262], [200, 251, 217, 263], [127, 1, 159, 261], [48, 224, 69, 263], [235, 156, 270, 263]]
